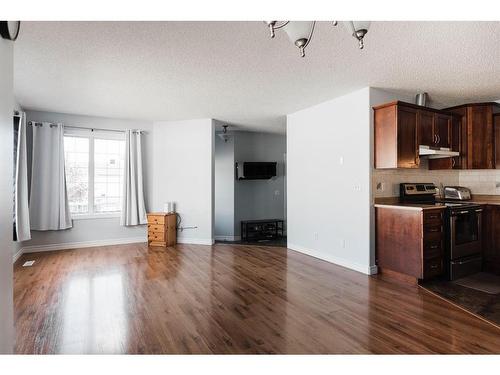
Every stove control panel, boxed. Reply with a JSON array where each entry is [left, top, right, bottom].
[[400, 183, 437, 196]]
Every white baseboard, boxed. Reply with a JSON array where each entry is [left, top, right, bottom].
[[214, 235, 241, 242], [19, 237, 146, 257], [177, 237, 215, 245], [287, 243, 378, 275], [14, 236, 218, 261], [13, 247, 24, 264]]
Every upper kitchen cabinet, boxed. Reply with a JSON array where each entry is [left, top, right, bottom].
[[444, 103, 500, 169], [428, 115, 462, 170], [418, 110, 452, 149], [374, 101, 419, 169], [374, 101, 455, 169]]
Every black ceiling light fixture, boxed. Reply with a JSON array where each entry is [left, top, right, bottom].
[[0, 21, 21, 41]]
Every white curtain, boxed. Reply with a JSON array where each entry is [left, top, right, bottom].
[[121, 130, 147, 226], [29, 122, 72, 230], [14, 112, 31, 241]]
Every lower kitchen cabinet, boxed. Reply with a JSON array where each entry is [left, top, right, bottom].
[[375, 206, 445, 282], [482, 205, 500, 275]]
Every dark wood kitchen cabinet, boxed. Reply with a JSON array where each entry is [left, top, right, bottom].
[[375, 206, 445, 282], [374, 101, 454, 169], [444, 103, 500, 169], [495, 114, 500, 168], [418, 110, 435, 147], [428, 115, 462, 170], [434, 113, 452, 149], [418, 110, 452, 149], [374, 101, 419, 169], [482, 205, 500, 275]]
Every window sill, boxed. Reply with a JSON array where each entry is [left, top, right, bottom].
[[71, 213, 121, 220]]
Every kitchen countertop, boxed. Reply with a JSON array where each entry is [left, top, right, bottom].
[[374, 197, 447, 211], [374, 195, 500, 210], [469, 195, 500, 206]]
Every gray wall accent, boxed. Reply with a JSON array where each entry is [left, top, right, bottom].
[[214, 126, 235, 239], [19, 110, 154, 249], [0, 38, 14, 353], [233, 131, 286, 237]]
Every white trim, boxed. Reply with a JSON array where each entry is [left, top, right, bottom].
[[177, 237, 215, 245], [13, 247, 24, 264], [214, 235, 241, 242], [20, 237, 146, 255], [71, 213, 121, 220], [287, 243, 378, 275]]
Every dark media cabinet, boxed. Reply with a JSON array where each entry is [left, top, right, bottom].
[[241, 219, 284, 242]]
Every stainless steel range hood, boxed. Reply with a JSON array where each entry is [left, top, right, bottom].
[[419, 145, 459, 159]]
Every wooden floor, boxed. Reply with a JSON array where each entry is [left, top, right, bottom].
[[14, 243, 500, 354]]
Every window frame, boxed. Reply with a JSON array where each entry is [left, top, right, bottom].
[[64, 128, 125, 220]]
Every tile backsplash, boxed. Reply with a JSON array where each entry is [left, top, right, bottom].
[[458, 170, 500, 195], [372, 159, 500, 198]]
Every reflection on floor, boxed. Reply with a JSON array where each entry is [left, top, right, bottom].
[[215, 237, 287, 247], [420, 272, 500, 327], [14, 243, 500, 354]]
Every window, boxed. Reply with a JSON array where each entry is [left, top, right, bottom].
[[64, 131, 125, 218]]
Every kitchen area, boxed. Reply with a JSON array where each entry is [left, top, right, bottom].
[[372, 96, 500, 327]]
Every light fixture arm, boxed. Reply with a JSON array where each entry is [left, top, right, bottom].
[[298, 21, 316, 57], [264, 21, 290, 38], [349, 21, 368, 49]]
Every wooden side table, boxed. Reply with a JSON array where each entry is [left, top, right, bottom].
[[147, 212, 177, 247]]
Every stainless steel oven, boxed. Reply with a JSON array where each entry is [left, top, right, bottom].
[[448, 205, 483, 280]]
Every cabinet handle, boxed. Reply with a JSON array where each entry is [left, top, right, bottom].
[[437, 134, 441, 144], [452, 158, 456, 167], [430, 264, 438, 269], [430, 245, 438, 249]]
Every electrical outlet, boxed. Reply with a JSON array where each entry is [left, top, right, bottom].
[[354, 184, 362, 191], [341, 239, 346, 249], [274, 190, 280, 196], [314, 232, 319, 241]]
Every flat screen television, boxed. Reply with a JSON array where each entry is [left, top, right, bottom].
[[236, 162, 277, 180]]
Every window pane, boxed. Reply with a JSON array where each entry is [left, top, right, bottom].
[[64, 136, 89, 214], [94, 138, 125, 213]]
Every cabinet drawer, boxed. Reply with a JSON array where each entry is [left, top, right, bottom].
[[148, 224, 164, 233], [423, 210, 443, 223], [423, 257, 443, 279], [424, 223, 443, 233], [147, 215, 165, 225], [423, 241, 443, 259], [148, 232, 165, 242]]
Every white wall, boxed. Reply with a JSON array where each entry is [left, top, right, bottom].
[[17, 110, 154, 252], [287, 88, 374, 275], [153, 119, 214, 244], [214, 125, 235, 240], [234, 131, 286, 237], [0, 38, 14, 353]]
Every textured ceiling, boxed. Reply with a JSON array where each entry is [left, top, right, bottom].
[[14, 21, 500, 133]]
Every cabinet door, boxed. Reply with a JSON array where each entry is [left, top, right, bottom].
[[435, 113, 451, 149], [428, 115, 462, 170], [397, 106, 419, 168], [418, 110, 435, 147], [483, 205, 500, 275], [495, 114, 500, 169], [469, 105, 494, 169]]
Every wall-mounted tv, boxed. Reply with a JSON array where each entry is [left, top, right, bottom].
[[236, 162, 277, 180]]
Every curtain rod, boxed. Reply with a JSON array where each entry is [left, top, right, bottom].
[[27, 121, 145, 134]]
